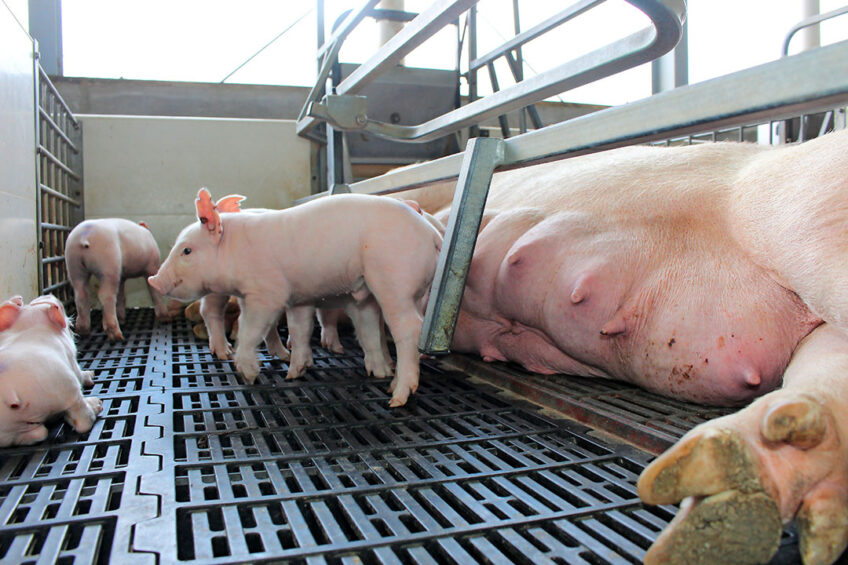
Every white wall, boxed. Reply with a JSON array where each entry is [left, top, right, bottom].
[[0, 0, 38, 301], [78, 114, 312, 307]]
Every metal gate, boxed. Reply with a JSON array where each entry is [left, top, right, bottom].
[[35, 64, 84, 304]]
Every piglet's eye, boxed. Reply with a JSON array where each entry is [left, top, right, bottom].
[[182, 247, 192, 255]]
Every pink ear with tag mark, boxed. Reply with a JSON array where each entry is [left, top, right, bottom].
[[0, 298, 22, 331], [215, 194, 247, 213], [195, 188, 221, 235]]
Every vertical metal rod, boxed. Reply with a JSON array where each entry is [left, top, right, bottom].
[[504, 51, 543, 129], [487, 63, 510, 138], [315, 0, 328, 193], [512, 0, 527, 134], [419, 137, 504, 355], [467, 5, 479, 139]]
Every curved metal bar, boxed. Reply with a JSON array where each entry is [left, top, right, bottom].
[[782, 4, 848, 56]]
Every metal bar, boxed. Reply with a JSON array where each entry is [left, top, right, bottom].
[[297, 0, 476, 137], [37, 144, 80, 181], [41, 280, 71, 293], [38, 107, 79, 153], [338, 40, 848, 196], [40, 222, 71, 232], [468, 0, 604, 72], [782, 4, 848, 56], [487, 63, 511, 138], [354, 6, 683, 143], [37, 66, 79, 128], [39, 183, 81, 207], [419, 137, 504, 355], [297, 0, 381, 124], [504, 50, 544, 129]]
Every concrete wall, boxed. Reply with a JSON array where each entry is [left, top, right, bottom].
[[79, 114, 312, 307], [0, 0, 38, 301]]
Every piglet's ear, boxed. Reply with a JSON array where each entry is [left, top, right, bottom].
[[0, 297, 23, 331], [196, 188, 222, 237], [215, 194, 247, 213], [29, 296, 68, 330], [45, 303, 67, 329]]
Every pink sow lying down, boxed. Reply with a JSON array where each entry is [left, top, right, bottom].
[[404, 129, 848, 565], [0, 295, 101, 447]]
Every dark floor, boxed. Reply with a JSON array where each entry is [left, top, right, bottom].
[[0, 309, 802, 564]]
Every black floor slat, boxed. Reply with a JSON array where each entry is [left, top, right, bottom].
[[0, 308, 802, 564]]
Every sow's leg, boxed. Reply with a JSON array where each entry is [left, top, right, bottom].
[[638, 324, 848, 565]]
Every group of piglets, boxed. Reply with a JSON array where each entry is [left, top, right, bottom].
[[0, 189, 441, 446], [148, 189, 442, 407]]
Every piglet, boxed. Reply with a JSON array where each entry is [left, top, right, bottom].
[[149, 188, 442, 407], [0, 295, 102, 446], [66, 218, 171, 341]]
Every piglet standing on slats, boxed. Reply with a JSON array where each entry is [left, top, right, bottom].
[[65, 218, 172, 341], [0, 295, 102, 446], [149, 189, 442, 407]]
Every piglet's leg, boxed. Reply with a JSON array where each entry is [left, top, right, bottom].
[[17, 425, 49, 445], [317, 307, 345, 354], [65, 396, 103, 434], [262, 308, 290, 362], [638, 324, 848, 565], [285, 305, 315, 380], [378, 298, 424, 408], [200, 294, 233, 360], [71, 278, 92, 335], [233, 301, 280, 384], [117, 280, 127, 324], [97, 275, 123, 341], [345, 299, 393, 378]]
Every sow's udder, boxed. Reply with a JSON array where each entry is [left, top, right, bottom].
[[451, 209, 821, 406]]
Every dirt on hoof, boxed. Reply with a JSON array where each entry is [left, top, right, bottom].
[[644, 490, 782, 565]]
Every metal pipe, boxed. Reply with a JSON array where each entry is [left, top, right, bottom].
[[377, 0, 406, 65], [782, 3, 848, 56]]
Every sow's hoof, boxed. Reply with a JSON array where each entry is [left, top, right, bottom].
[[639, 393, 848, 565], [639, 429, 781, 564]]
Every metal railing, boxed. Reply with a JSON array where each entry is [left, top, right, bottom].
[[35, 64, 84, 304], [298, 0, 686, 145]]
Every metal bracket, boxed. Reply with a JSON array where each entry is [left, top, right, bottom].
[[308, 95, 369, 131], [419, 137, 505, 355]]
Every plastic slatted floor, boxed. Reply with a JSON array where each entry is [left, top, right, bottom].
[[0, 309, 801, 564]]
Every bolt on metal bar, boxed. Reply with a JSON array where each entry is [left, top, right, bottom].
[[419, 137, 504, 355]]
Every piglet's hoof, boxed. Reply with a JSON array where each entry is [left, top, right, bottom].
[[387, 377, 418, 408], [644, 491, 781, 565], [81, 371, 95, 387]]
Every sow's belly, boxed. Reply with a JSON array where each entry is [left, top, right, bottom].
[[450, 209, 822, 406]]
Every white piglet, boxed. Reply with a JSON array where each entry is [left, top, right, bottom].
[[0, 295, 102, 446], [149, 189, 442, 407], [66, 218, 171, 341]]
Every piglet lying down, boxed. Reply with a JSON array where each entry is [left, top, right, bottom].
[[0, 295, 102, 446], [149, 189, 442, 407]]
